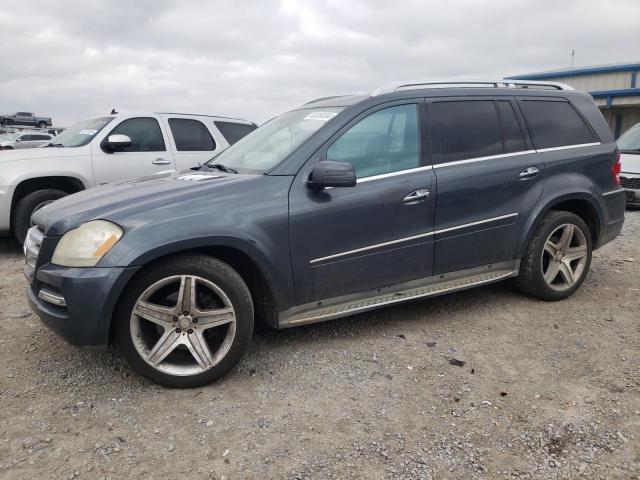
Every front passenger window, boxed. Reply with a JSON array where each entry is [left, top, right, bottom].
[[327, 104, 419, 179], [108, 117, 166, 152]]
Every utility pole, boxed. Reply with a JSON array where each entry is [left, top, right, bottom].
[[570, 49, 575, 68]]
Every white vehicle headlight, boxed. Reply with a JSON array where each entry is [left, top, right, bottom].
[[52, 220, 123, 267]]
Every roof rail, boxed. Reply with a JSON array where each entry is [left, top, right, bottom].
[[371, 79, 575, 96]]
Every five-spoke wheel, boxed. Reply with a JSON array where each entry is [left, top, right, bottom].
[[116, 255, 253, 387], [515, 211, 592, 301]]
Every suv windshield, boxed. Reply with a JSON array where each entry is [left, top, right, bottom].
[[618, 123, 640, 153], [48, 117, 114, 147], [206, 107, 344, 173]]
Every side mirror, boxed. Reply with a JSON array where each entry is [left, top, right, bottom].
[[307, 160, 356, 190], [104, 134, 132, 152], [15, 137, 22, 142]]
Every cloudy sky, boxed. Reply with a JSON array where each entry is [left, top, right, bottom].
[[0, 0, 638, 126]]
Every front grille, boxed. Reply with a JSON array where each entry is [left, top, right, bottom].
[[621, 176, 640, 190], [24, 225, 44, 277]]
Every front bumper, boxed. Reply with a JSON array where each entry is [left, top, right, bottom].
[[621, 174, 640, 205], [26, 262, 139, 348]]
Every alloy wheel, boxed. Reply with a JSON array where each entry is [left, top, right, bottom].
[[541, 223, 588, 291], [130, 275, 237, 376]]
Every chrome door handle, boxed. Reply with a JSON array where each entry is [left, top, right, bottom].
[[152, 158, 171, 165], [518, 166, 540, 180], [403, 188, 430, 204]]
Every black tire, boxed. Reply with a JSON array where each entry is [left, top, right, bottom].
[[12, 189, 68, 244], [115, 254, 254, 388], [514, 211, 592, 301], [38, 121, 47, 129]]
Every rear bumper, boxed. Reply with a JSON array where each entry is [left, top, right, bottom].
[[26, 263, 139, 348], [597, 187, 626, 248]]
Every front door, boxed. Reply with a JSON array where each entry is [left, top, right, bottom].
[[92, 116, 175, 184], [289, 102, 436, 304], [427, 97, 544, 274]]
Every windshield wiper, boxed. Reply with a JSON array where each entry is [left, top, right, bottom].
[[44, 142, 64, 148], [209, 163, 238, 174], [620, 148, 640, 154]]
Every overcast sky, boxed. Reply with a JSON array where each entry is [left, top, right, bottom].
[[0, 0, 638, 126]]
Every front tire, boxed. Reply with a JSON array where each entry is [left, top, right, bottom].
[[115, 255, 254, 388], [12, 189, 68, 244], [515, 211, 592, 301], [38, 121, 47, 128]]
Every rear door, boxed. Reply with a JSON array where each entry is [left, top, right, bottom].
[[161, 115, 226, 170], [428, 97, 544, 274], [289, 101, 436, 303], [92, 116, 175, 184]]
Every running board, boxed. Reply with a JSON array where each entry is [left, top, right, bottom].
[[279, 260, 519, 328]]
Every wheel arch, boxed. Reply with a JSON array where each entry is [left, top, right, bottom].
[[10, 176, 86, 225], [517, 192, 603, 258], [107, 241, 284, 343]]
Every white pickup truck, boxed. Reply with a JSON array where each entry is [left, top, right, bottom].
[[0, 112, 256, 243]]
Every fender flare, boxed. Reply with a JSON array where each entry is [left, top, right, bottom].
[[516, 191, 604, 258]]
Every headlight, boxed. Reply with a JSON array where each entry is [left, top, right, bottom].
[[52, 220, 123, 267]]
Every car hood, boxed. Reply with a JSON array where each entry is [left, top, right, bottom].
[[34, 170, 261, 236], [620, 152, 640, 174], [0, 145, 85, 163]]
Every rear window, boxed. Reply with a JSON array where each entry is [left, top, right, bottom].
[[169, 118, 216, 151], [214, 121, 257, 145], [520, 100, 596, 149], [430, 100, 526, 164]]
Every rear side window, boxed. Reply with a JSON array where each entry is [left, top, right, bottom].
[[431, 101, 502, 163], [109, 117, 166, 152], [169, 118, 216, 151], [214, 121, 257, 145], [520, 100, 596, 149]]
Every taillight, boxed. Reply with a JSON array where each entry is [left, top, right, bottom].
[[611, 151, 621, 186]]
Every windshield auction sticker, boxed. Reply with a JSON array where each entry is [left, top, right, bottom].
[[304, 112, 338, 122], [78, 129, 98, 135]]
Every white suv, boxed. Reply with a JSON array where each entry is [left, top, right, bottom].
[[0, 112, 256, 243]]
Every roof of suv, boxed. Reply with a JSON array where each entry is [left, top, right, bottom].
[[301, 79, 580, 109]]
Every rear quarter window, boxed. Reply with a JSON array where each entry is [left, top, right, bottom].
[[519, 100, 596, 150], [214, 121, 257, 145]]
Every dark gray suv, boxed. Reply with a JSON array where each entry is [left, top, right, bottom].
[[25, 80, 626, 387]]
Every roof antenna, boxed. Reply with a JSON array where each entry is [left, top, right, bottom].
[[110, 108, 118, 115], [570, 49, 575, 68]]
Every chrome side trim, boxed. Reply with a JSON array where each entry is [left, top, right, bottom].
[[309, 212, 519, 265], [356, 165, 433, 184], [536, 142, 601, 153], [39, 288, 66, 307], [434, 212, 518, 235], [433, 150, 535, 169], [602, 188, 625, 197], [309, 230, 435, 265]]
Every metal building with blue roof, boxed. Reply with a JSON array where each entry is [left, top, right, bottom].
[[507, 62, 640, 138]]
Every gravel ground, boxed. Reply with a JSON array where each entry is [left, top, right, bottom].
[[0, 212, 639, 480]]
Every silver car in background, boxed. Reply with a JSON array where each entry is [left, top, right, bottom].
[[0, 131, 53, 150], [618, 122, 640, 207]]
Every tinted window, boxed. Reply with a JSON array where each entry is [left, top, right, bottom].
[[520, 100, 596, 149], [431, 101, 503, 163], [214, 121, 257, 145], [327, 104, 419, 179], [109, 117, 165, 152], [33, 134, 51, 140], [169, 118, 216, 151], [496, 101, 526, 153], [17, 112, 31, 117]]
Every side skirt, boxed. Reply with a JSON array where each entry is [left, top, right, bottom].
[[278, 260, 520, 328]]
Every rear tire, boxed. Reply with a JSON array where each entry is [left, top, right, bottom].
[[514, 211, 592, 301], [12, 189, 68, 244], [38, 121, 47, 129], [115, 255, 254, 388]]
